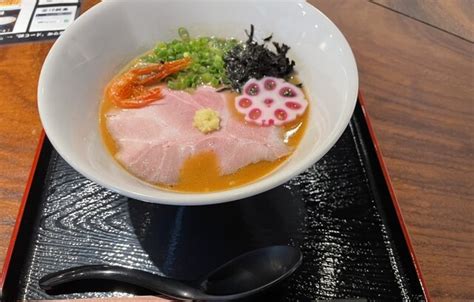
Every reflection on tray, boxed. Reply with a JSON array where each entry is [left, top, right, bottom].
[[128, 186, 305, 280]]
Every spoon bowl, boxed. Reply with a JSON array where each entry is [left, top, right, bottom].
[[39, 245, 303, 300]]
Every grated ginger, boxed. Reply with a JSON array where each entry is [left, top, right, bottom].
[[193, 108, 221, 134]]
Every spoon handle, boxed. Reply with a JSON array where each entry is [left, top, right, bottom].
[[39, 265, 207, 300]]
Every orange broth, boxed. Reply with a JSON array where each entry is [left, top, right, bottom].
[[100, 81, 308, 193]]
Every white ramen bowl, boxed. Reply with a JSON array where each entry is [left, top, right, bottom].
[[38, 0, 358, 205]]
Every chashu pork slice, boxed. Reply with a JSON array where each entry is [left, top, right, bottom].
[[106, 86, 291, 185]]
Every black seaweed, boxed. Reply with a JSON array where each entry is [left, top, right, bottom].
[[224, 25, 295, 91], [263, 34, 273, 42]]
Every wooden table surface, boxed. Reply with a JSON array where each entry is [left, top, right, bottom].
[[0, 0, 472, 300]]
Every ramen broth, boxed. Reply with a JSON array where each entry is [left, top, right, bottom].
[[100, 89, 308, 192]]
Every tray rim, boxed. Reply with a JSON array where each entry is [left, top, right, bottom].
[[0, 131, 45, 298], [0, 92, 431, 301], [357, 92, 430, 301]]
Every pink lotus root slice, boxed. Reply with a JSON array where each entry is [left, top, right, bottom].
[[234, 77, 308, 126]]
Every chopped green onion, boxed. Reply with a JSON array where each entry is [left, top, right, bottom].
[[142, 28, 240, 90]]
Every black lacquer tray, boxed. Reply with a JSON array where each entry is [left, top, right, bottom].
[[0, 96, 429, 301]]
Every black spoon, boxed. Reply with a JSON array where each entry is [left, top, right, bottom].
[[39, 245, 302, 300]]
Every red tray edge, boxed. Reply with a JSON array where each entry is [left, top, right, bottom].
[[0, 95, 431, 301], [0, 130, 46, 294], [358, 92, 431, 302]]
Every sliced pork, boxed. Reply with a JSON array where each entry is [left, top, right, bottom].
[[106, 86, 291, 185]]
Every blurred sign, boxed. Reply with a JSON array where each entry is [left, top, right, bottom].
[[0, 0, 80, 44]]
